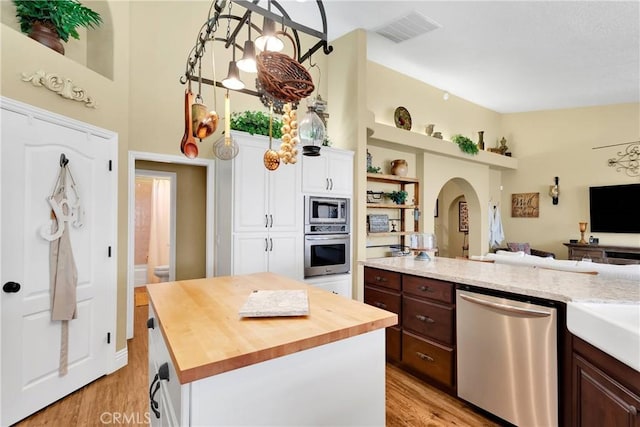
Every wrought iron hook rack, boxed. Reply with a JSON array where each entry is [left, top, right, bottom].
[[179, 0, 333, 102]]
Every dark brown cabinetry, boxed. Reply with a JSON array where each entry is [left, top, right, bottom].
[[364, 266, 456, 392], [572, 335, 640, 427], [364, 267, 402, 361], [564, 243, 640, 265]]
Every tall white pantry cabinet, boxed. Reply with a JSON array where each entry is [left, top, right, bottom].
[[215, 131, 303, 280]]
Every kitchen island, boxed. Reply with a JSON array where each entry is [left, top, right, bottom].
[[146, 272, 397, 426]]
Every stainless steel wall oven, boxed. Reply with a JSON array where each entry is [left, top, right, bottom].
[[304, 196, 350, 277]]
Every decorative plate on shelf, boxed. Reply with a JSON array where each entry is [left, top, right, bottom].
[[394, 107, 412, 130]]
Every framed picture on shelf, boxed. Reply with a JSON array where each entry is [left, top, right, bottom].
[[459, 201, 468, 232]]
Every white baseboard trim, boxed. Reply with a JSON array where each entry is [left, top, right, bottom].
[[109, 346, 128, 373]]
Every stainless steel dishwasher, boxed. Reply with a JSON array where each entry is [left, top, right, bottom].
[[456, 288, 558, 427]]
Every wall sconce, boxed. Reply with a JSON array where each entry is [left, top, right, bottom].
[[549, 176, 559, 205]]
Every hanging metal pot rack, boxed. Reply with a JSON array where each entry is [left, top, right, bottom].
[[179, 0, 333, 109]]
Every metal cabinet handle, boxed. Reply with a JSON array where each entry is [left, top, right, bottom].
[[374, 276, 387, 282], [460, 293, 552, 317], [269, 214, 273, 228], [265, 238, 268, 251], [329, 178, 334, 190], [416, 352, 434, 362], [419, 285, 432, 292], [265, 214, 268, 228], [374, 301, 387, 309], [326, 178, 330, 190], [269, 238, 273, 251], [416, 314, 434, 323]]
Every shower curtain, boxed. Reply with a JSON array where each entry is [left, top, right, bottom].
[[147, 178, 171, 283]]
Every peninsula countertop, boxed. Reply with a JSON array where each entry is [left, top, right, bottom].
[[146, 272, 397, 384], [361, 257, 640, 303]]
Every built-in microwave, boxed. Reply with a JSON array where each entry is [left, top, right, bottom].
[[304, 234, 351, 277], [305, 196, 349, 228]]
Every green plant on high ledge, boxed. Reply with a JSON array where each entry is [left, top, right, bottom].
[[451, 134, 479, 155], [230, 111, 283, 139], [13, 0, 102, 43], [384, 190, 408, 205]]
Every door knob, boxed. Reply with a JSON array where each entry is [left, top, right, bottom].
[[3, 281, 21, 293]]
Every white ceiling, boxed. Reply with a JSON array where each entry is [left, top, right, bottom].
[[283, 0, 640, 113]]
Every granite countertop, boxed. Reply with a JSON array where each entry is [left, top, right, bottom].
[[361, 257, 640, 303], [147, 272, 397, 384]]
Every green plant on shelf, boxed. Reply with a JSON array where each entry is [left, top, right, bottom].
[[451, 134, 479, 155], [230, 111, 283, 139], [367, 166, 381, 173], [384, 190, 408, 205], [13, 0, 102, 42]]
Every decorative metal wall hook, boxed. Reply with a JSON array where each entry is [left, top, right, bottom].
[[607, 141, 640, 177], [60, 153, 69, 167]]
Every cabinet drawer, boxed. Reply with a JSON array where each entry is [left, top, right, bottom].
[[386, 326, 402, 362], [402, 331, 455, 388], [364, 267, 401, 291], [403, 296, 454, 345], [570, 248, 605, 260], [364, 286, 401, 315], [403, 275, 453, 303]]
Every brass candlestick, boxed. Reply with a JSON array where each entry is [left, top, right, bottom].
[[578, 221, 588, 244]]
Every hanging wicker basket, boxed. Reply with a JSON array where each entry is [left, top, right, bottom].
[[256, 31, 314, 103]]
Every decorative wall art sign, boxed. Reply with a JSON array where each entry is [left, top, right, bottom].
[[459, 201, 468, 232], [511, 192, 540, 218]]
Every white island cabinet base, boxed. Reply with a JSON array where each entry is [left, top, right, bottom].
[[191, 329, 385, 426], [150, 304, 386, 426]]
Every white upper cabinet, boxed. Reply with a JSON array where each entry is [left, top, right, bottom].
[[231, 134, 301, 233], [302, 147, 354, 197]]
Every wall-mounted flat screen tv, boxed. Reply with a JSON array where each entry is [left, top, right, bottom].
[[589, 183, 640, 233]]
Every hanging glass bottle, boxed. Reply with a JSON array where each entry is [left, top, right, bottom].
[[298, 107, 326, 156]]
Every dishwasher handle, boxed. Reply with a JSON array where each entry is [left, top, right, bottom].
[[459, 293, 552, 317]]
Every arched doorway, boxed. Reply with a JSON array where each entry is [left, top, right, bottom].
[[434, 178, 483, 259]]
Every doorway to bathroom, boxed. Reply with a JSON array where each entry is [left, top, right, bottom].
[[134, 170, 177, 286]]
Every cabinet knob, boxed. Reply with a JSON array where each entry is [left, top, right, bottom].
[[419, 285, 432, 292], [146, 318, 155, 329], [374, 301, 387, 309], [375, 276, 387, 282], [416, 351, 434, 362]]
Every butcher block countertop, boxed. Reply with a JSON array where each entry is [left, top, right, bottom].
[[362, 257, 640, 303], [146, 272, 397, 384]]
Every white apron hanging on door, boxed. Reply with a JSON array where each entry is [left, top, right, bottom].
[[41, 157, 83, 375], [1, 97, 118, 426]]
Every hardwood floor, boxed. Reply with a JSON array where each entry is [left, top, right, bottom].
[[15, 303, 498, 427]]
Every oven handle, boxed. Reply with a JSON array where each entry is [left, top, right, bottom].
[[305, 235, 350, 241]]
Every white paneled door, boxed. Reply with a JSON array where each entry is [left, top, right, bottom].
[[1, 98, 118, 426]]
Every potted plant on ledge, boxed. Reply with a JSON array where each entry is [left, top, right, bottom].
[[385, 190, 409, 205], [13, 0, 102, 55]]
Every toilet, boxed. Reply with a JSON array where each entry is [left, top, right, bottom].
[[153, 265, 170, 282]]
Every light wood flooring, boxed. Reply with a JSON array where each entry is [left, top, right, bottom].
[[15, 300, 499, 427]]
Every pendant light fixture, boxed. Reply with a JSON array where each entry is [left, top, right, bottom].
[[222, 45, 245, 90], [236, 15, 257, 73], [254, 16, 284, 52]]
